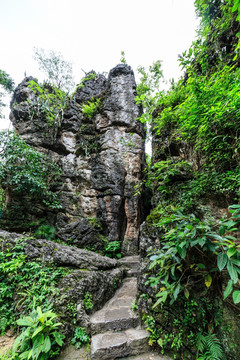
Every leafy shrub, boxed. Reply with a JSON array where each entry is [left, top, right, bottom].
[[104, 240, 122, 259], [0, 131, 62, 210], [82, 98, 101, 119], [27, 80, 67, 127], [83, 292, 93, 311], [147, 204, 240, 308], [35, 224, 56, 240], [70, 327, 89, 349], [12, 307, 65, 360], [0, 238, 70, 334]]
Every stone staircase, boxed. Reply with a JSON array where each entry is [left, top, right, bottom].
[[90, 256, 171, 360]]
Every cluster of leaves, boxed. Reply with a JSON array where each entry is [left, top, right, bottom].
[[70, 327, 90, 349], [104, 240, 122, 259], [27, 80, 67, 128], [0, 238, 69, 335], [154, 64, 240, 172], [0, 131, 62, 210], [12, 306, 65, 360], [83, 292, 93, 311], [81, 97, 101, 119], [196, 332, 226, 360], [136, 1, 240, 359], [0, 69, 14, 118], [135, 60, 163, 126], [147, 204, 240, 308]]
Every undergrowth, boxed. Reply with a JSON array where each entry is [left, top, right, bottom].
[[0, 237, 71, 335]]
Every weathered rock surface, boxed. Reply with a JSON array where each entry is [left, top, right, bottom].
[[7, 64, 145, 256], [57, 345, 90, 360], [119, 353, 172, 360], [91, 328, 150, 360], [55, 267, 124, 337], [56, 345, 91, 360], [24, 238, 118, 270], [90, 277, 140, 334], [89, 270, 167, 360], [119, 255, 140, 277]]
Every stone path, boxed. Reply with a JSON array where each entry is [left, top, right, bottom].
[[90, 256, 171, 360]]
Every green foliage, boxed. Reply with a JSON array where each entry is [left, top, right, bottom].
[[83, 292, 93, 311], [0, 131, 61, 210], [35, 224, 56, 241], [27, 80, 67, 128], [81, 98, 101, 119], [135, 60, 163, 125], [0, 238, 69, 334], [0, 69, 14, 119], [70, 327, 90, 349], [0, 70, 14, 93], [196, 332, 226, 360], [138, 2, 240, 359], [104, 240, 122, 259], [33, 48, 74, 93], [12, 306, 65, 360], [120, 51, 127, 64], [147, 204, 240, 308]]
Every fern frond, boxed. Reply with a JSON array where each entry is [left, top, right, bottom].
[[196, 332, 226, 360]]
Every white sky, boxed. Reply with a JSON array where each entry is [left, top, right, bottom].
[[0, 0, 199, 130]]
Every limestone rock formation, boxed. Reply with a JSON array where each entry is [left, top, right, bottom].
[[8, 64, 145, 256]]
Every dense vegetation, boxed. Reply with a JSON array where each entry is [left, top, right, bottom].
[[135, 0, 240, 359], [1, 1, 240, 359]]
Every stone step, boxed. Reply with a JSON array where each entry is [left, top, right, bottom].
[[91, 328, 150, 360], [90, 277, 140, 334], [119, 256, 140, 277], [118, 352, 172, 359]]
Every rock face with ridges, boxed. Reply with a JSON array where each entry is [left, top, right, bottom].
[[8, 64, 145, 256]]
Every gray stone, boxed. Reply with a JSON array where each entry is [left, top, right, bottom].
[[91, 327, 150, 360], [57, 345, 90, 360], [7, 64, 145, 256], [90, 277, 139, 334], [24, 238, 118, 270], [119, 352, 172, 360], [119, 255, 140, 277]]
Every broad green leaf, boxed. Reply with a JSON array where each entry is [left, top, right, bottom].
[[231, 258, 240, 266], [184, 288, 189, 299], [27, 349, 33, 360], [196, 263, 206, 269], [32, 325, 44, 338], [224, 280, 233, 299], [157, 338, 163, 347], [53, 331, 65, 346], [42, 335, 51, 353], [152, 290, 168, 308], [227, 247, 237, 258], [219, 225, 226, 236], [227, 260, 238, 283], [198, 237, 207, 247], [19, 350, 31, 360], [217, 252, 228, 271], [37, 306, 44, 323], [17, 317, 34, 327], [173, 283, 181, 300], [205, 274, 212, 288], [232, 290, 240, 304]]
